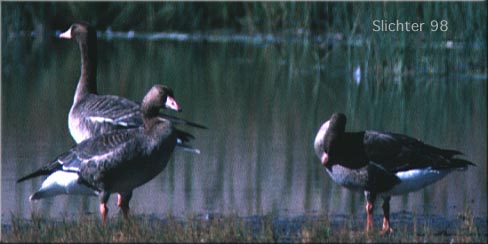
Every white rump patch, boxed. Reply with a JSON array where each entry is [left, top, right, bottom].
[[385, 168, 450, 196], [30, 171, 97, 200]]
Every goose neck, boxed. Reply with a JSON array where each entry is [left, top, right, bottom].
[[74, 40, 97, 102]]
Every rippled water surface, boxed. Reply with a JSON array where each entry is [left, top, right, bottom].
[[2, 32, 486, 224]]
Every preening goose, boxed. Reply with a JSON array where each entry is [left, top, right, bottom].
[[314, 113, 474, 233]]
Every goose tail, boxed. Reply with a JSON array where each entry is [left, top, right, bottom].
[[176, 144, 201, 154], [160, 113, 207, 129], [17, 161, 62, 183], [450, 158, 475, 171]]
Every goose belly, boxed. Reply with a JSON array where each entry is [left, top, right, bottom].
[[324, 165, 452, 196], [383, 168, 450, 196], [31, 171, 97, 200], [104, 154, 173, 193], [324, 165, 369, 191]]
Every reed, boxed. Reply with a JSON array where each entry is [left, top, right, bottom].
[[2, 2, 485, 37], [3, 2, 485, 77]]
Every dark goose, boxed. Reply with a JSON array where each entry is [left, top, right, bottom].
[[314, 113, 474, 233], [59, 21, 205, 144], [17, 85, 191, 223]]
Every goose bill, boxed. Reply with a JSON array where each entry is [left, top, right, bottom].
[[321, 152, 329, 166], [165, 96, 181, 112], [59, 28, 72, 39]]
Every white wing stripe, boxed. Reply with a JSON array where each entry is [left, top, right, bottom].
[[114, 112, 138, 122], [89, 116, 115, 123], [89, 116, 129, 127]]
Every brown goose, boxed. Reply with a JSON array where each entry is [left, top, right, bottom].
[[17, 85, 191, 223], [314, 113, 474, 233], [59, 21, 205, 144]]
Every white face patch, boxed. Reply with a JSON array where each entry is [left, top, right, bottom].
[[321, 153, 329, 166], [59, 27, 72, 39], [165, 96, 180, 111]]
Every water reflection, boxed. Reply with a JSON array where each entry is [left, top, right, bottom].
[[2, 35, 486, 224]]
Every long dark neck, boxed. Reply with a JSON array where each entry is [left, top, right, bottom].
[[141, 103, 161, 131], [74, 36, 97, 103]]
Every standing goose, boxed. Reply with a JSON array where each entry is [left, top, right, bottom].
[[39, 22, 201, 204], [314, 113, 474, 233], [59, 21, 205, 144], [18, 85, 190, 223]]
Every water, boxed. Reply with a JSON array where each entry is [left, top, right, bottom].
[[1, 33, 486, 225]]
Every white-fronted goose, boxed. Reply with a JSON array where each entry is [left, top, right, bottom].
[[59, 21, 205, 144], [18, 85, 191, 223], [314, 113, 474, 233]]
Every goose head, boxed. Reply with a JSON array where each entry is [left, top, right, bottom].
[[141, 85, 181, 119], [314, 113, 347, 167], [59, 21, 96, 44]]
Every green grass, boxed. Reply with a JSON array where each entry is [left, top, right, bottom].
[[2, 210, 486, 243]]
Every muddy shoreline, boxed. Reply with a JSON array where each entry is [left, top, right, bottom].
[[2, 211, 487, 242]]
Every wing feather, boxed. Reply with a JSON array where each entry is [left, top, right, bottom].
[[363, 131, 465, 172]]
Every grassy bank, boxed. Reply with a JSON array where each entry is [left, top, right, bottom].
[[2, 210, 486, 243]]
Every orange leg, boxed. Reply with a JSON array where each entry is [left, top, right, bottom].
[[100, 203, 108, 224], [364, 191, 376, 232], [118, 192, 133, 220], [366, 201, 374, 232], [117, 194, 122, 206], [100, 192, 110, 224], [381, 196, 393, 234]]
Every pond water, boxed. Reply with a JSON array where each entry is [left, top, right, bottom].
[[1, 32, 486, 224]]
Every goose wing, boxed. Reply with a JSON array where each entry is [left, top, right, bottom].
[[80, 94, 207, 130], [17, 129, 140, 184], [79, 94, 142, 128], [73, 129, 141, 168], [363, 130, 465, 173]]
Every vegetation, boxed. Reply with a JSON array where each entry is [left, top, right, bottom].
[[1, 2, 485, 37], [3, 2, 486, 79], [2, 3, 486, 243], [2, 209, 486, 243]]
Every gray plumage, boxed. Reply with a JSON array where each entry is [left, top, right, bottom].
[[60, 21, 204, 144], [314, 112, 474, 232], [18, 85, 184, 223]]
